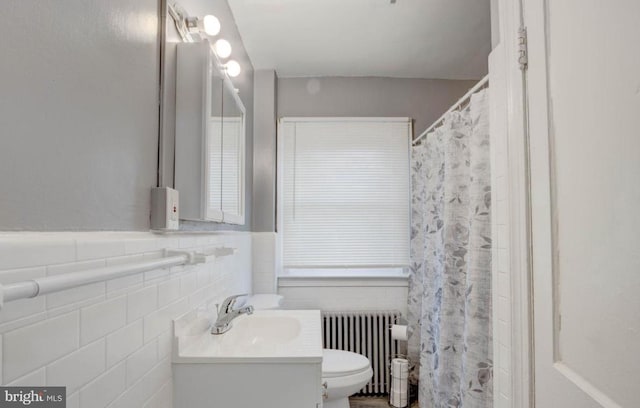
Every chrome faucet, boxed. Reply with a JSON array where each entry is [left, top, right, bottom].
[[211, 294, 254, 334]]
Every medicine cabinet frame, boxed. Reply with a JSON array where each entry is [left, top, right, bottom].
[[174, 40, 246, 225]]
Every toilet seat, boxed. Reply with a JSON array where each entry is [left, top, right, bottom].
[[322, 349, 371, 378]]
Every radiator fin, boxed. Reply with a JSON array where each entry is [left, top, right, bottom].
[[321, 311, 401, 395]]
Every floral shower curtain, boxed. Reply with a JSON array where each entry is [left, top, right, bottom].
[[407, 89, 493, 408]]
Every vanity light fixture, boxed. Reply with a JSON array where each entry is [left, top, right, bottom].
[[202, 15, 221, 36], [169, 3, 242, 78], [214, 39, 232, 59], [184, 14, 220, 36], [225, 60, 241, 77], [169, 3, 220, 41]]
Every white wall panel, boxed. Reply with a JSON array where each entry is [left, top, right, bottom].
[[0, 232, 252, 407]]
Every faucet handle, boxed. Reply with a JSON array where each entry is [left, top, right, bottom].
[[221, 293, 249, 312]]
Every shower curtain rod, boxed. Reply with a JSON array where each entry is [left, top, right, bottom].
[[0, 246, 237, 309], [412, 74, 489, 146]]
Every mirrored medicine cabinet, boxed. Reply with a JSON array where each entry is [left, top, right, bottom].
[[174, 41, 245, 225]]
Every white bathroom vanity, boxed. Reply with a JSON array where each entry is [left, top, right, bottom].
[[172, 310, 324, 408]]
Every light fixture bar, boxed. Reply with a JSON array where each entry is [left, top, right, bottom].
[[168, 2, 242, 80]]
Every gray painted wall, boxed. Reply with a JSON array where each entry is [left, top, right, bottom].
[[0, 0, 254, 231], [161, 0, 255, 232], [0, 0, 160, 230], [277, 77, 477, 139], [252, 70, 278, 232], [491, 0, 500, 48]]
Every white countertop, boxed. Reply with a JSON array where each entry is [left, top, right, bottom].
[[173, 310, 323, 364]]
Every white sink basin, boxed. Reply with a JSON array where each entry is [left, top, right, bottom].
[[218, 315, 301, 349], [173, 310, 322, 363]]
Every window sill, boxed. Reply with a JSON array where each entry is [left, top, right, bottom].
[[277, 275, 409, 288]]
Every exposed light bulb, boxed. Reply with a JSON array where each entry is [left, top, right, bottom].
[[202, 15, 220, 36], [225, 60, 241, 77], [214, 39, 232, 59]]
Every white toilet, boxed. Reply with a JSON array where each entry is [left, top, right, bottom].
[[246, 295, 373, 408], [322, 348, 373, 408]]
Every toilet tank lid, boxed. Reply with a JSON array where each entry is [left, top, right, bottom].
[[322, 349, 371, 377], [246, 294, 283, 310]]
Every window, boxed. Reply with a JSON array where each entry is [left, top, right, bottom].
[[277, 118, 411, 277]]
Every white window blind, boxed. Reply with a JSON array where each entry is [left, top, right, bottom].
[[278, 118, 411, 269], [206, 117, 223, 221], [221, 117, 242, 215], [206, 116, 244, 223]]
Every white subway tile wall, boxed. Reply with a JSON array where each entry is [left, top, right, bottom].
[[80, 297, 127, 345], [80, 362, 126, 408], [46, 338, 106, 394], [0, 232, 252, 408], [106, 321, 144, 368], [0, 266, 47, 323], [489, 70, 512, 408], [4, 312, 80, 380]]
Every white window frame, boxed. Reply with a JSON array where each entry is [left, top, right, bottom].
[[275, 117, 412, 279]]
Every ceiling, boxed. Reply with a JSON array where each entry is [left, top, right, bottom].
[[227, 0, 491, 79]]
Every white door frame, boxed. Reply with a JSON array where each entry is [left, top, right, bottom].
[[496, 0, 534, 406]]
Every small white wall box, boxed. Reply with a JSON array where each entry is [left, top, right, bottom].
[[151, 187, 179, 230]]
